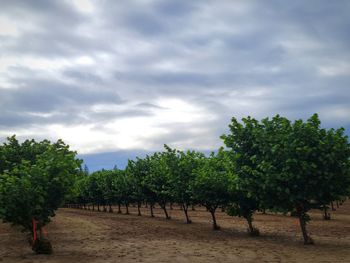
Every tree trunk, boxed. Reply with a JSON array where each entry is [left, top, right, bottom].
[[247, 216, 254, 233], [161, 204, 171, 219], [191, 205, 195, 211], [137, 202, 142, 216], [92, 204, 95, 211], [150, 204, 154, 217], [125, 204, 129, 214], [323, 205, 330, 220], [297, 209, 314, 245], [32, 226, 53, 254], [170, 202, 173, 210], [118, 203, 122, 214], [97, 204, 100, 212], [182, 204, 191, 224], [245, 215, 259, 236], [109, 204, 113, 213], [331, 201, 336, 211], [209, 209, 219, 230]]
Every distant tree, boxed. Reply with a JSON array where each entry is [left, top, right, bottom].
[[191, 150, 232, 230], [87, 171, 105, 211], [165, 145, 205, 223], [126, 158, 149, 216], [144, 152, 173, 219], [83, 164, 90, 176], [313, 127, 350, 220]]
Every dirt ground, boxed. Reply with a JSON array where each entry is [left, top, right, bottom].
[[1, 201, 350, 263]]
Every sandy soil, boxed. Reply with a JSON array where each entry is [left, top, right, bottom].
[[1, 201, 349, 263]]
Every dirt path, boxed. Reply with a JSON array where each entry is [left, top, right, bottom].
[[1, 201, 350, 263]]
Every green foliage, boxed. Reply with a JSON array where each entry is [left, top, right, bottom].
[[170, 148, 205, 206], [192, 150, 232, 210], [52, 113, 349, 244], [0, 136, 81, 233], [222, 114, 350, 243], [0, 137, 79, 252], [191, 149, 232, 229], [126, 158, 147, 205]]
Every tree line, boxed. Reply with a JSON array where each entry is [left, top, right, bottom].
[[0, 114, 349, 254], [67, 114, 350, 245]]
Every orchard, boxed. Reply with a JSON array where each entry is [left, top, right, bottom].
[[1, 114, 349, 255]]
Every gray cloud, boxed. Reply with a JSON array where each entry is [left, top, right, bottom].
[[0, 0, 349, 160]]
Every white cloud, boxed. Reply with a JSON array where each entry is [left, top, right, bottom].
[[71, 0, 94, 13], [0, 16, 19, 37], [75, 55, 95, 65], [318, 63, 350, 76], [0, 56, 70, 72]]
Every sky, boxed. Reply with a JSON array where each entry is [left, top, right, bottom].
[[0, 0, 350, 171]]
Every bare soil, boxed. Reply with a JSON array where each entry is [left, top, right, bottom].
[[1, 201, 350, 263]]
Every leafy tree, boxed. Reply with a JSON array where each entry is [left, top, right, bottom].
[[221, 118, 264, 236], [0, 136, 81, 253], [126, 158, 149, 216], [137, 156, 158, 217], [87, 171, 105, 211], [102, 170, 118, 213], [109, 169, 124, 214], [118, 171, 134, 214], [223, 114, 350, 244], [166, 146, 205, 224], [144, 152, 173, 219], [191, 150, 232, 230], [65, 170, 89, 209], [314, 127, 350, 220]]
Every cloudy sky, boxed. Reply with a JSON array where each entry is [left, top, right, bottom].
[[1, 0, 349, 170]]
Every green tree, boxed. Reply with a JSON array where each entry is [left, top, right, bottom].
[[314, 127, 350, 220], [126, 158, 149, 216], [0, 136, 81, 253], [165, 146, 204, 223], [191, 150, 232, 230], [87, 171, 105, 211], [221, 117, 264, 236], [223, 114, 350, 244], [144, 152, 173, 219]]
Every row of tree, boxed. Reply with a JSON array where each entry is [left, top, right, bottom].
[[0, 114, 349, 251], [67, 114, 350, 245]]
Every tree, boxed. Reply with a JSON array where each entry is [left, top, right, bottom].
[[144, 152, 173, 219], [126, 158, 148, 216], [191, 150, 232, 230], [314, 127, 350, 220], [87, 171, 105, 212], [166, 146, 204, 224], [0, 136, 81, 253], [221, 118, 264, 236], [223, 114, 350, 244]]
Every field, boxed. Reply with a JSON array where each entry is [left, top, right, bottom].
[[1, 202, 350, 263]]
